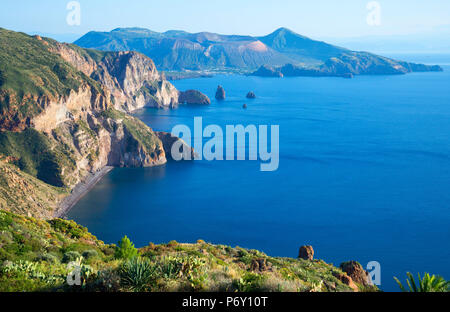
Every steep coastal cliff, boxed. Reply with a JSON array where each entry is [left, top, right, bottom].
[[0, 28, 199, 218]]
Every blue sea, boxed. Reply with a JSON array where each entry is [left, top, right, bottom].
[[68, 58, 450, 291]]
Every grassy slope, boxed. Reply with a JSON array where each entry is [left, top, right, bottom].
[[0, 210, 374, 292], [0, 28, 104, 128], [0, 158, 67, 219], [0, 129, 77, 187]]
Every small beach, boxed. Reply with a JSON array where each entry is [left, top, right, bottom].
[[54, 166, 114, 218]]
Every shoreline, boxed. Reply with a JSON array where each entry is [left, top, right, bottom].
[[53, 166, 114, 219]]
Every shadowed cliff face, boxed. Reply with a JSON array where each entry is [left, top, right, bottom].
[[0, 29, 181, 217]]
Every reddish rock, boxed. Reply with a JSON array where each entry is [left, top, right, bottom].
[[250, 258, 267, 272], [332, 272, 358, 292], [340, 261, 370, 286], [298, 245, 314, 260]]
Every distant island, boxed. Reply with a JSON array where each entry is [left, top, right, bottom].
[[74, 27, 443, 77]]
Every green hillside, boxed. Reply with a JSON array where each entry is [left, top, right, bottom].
[[0, 210, 376, 292]]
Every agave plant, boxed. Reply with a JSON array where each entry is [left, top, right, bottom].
[[120, 257, 156, 291], [394, 272, 449, 292]]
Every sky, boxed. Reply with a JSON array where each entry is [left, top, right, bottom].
[[1, 0, 450, 40]]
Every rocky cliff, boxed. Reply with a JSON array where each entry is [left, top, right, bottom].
[[0, 28, 194, 218]]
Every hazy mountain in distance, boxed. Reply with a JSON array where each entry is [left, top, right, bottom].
[[75, 27, 293, 71], [74, 27, 443, 75], [257, 27, 348, 65]]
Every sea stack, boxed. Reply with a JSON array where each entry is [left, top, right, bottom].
[[215, 85, 226, 100], [246, 91, 256, 99]]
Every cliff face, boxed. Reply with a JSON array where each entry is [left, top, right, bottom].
[[50, 41, 180, 111], [0, 29, 180, 217]]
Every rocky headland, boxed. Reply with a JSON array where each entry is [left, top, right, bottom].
[[0, 28, 202, 218]]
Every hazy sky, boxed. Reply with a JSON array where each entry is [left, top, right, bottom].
[[1, 0, 450, 39]]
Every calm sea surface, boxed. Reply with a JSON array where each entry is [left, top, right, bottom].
[[68, 58, 450, 291]]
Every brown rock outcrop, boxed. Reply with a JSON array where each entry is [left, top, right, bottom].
[[250, 258, 268, 272], [298, 245, 314, 260], [340, 261, 370, 286], [332, 272, 359, 292]]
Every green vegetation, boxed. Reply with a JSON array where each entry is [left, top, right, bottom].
[[119, 257, 156, 291], [0, 28, 104, 128], [0, 210, 373, 292], [0, 129, 76, 186], [0, 157, 67, 218], [115, 236, 138, 260], [394, 272, 449, 292]]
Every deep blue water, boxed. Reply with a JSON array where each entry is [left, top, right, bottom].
[[68, 64, 450, 291]]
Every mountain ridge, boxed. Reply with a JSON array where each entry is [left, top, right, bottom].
[[74, 27, 443, 75]]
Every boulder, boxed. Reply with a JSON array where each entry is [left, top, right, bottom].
[[246, 91, 256, 99], [250, 258, 268, 272], [332, 272, 359, 292], [215, 85, 226, 100], [298, 245, 314, 260], [178, 90, 211, 105], [340, 261, 370, 286]]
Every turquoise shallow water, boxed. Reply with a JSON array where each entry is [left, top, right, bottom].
[[68, 63, 450, 291]]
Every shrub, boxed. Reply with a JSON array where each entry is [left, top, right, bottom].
[[49, 219, 87, 239], [115, 236, 138, 260], [93, 269, 121, 292], [82, 249, 98, 260], [394, 272, 449, 292], [62, 251, 81, 263], [120, 257, 156, 291], [158, 257, 183, 280], [167, 240, 178, 247], [36, 253, 59, 264], [234, 272, 267, 292]]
